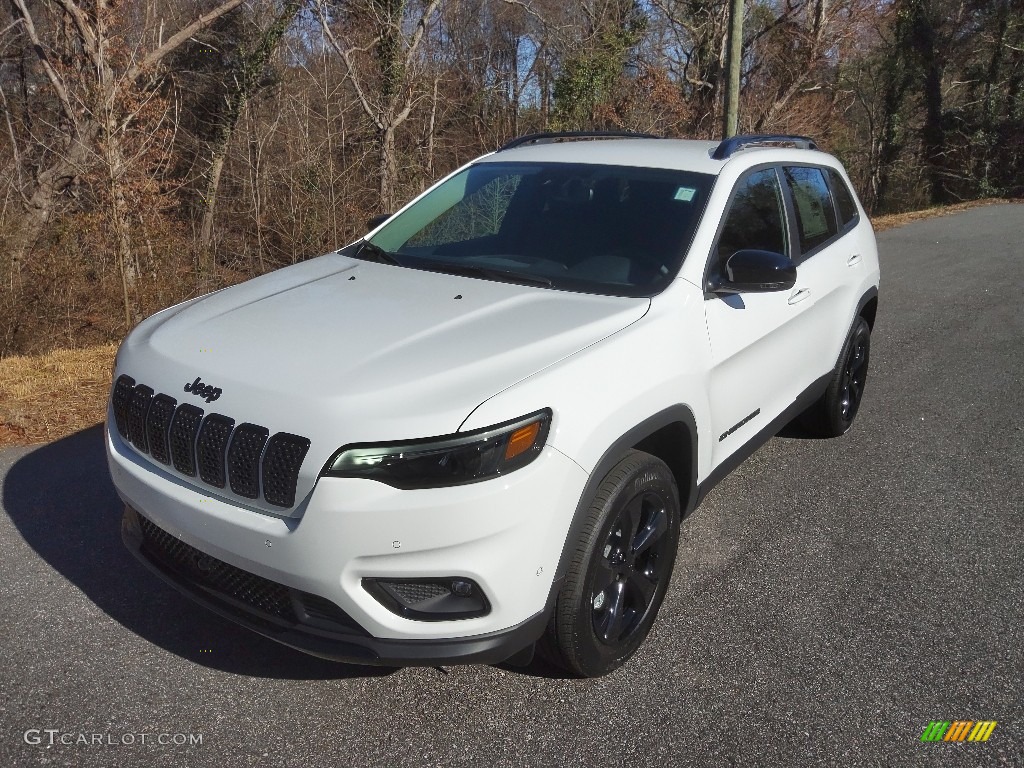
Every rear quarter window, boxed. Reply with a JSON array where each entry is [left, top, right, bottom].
[[825, 168, 859, 228]]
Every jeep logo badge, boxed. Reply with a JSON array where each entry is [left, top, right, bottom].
[[184, 376, 222, 403]]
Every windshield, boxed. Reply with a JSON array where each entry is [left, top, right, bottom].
[[364, 161, 715, 297]]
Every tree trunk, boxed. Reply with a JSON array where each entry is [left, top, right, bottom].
[[908, 3, 947, 205], [379, 125, 397, 212], [921, 59, 946, 204], [872, 4, 915, 213], [753, 0, 828, 133], [103, 126, 138, 328], [722, 0, 744, 139], [199, 146, 229, 272], [8, 127, 99, 269]]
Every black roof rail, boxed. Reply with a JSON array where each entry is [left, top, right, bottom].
[[498, 131, 661, 152], [712, 134, 818, 160]]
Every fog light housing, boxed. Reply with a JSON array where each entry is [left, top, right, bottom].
[[363, 577, 490, 621]]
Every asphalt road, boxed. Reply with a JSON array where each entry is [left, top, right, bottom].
[[2, 205, 1022, 768]]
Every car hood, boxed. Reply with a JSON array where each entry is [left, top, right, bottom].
[[116, 254, 648, 509]]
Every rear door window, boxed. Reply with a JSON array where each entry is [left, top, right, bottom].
[[784, 167, 838, 255]]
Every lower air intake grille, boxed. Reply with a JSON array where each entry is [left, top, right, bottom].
[[388, 581, 451, 604], [138, 514, 292, 620], [298, 594, 366, 632], [136, 513, 366, 635], [110, 374, 309, 508]]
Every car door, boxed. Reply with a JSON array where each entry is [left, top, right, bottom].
[[703, 166, 825, 467], [779, 165, 857, 377]]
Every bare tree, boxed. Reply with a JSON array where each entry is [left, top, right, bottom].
[[194, 0, 305, 272], [316, 0, 441, 211], [7, 0, 246, 325]]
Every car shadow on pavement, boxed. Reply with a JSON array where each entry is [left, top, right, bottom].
[[2, 425, 392, 680]]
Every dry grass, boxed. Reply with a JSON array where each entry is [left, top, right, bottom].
[[0, 343, 116, 446], [870, 197, 1014, 231]]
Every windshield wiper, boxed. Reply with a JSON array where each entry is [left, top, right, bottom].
[[355, 239, 402, 265], [423, 262, 554, 288]]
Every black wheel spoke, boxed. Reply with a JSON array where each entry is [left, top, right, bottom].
[[597, 581, 628, 643], [626, 568, 658, 608], [621, 496, 644, 543], [839, 336, 868, 421], [851, 347, 867, 375], [592, 555, 617, 589], [849, 377, 862, 406], [632, 504, 667, 556]]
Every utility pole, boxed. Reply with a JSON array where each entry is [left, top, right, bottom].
[[723, 0, 744, 139]]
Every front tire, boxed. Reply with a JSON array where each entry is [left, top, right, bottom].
[[541, 450, 680, 677]]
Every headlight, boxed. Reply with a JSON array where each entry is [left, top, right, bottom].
[[322, 409, 551, 489]]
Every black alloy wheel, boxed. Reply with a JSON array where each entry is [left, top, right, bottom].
[[839, 322, 869, 423], [590, 490, 673, 646], [541, 450, 680, 677], [801, 315, 872, 437]]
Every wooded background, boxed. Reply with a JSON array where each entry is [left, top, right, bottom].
[[1, 0, 1021, 355]]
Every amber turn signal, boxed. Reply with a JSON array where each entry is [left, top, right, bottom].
[[505, 421, 541, 461]]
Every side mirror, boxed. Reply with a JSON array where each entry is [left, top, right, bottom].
[[366, 213, 392, 231], [715, 249, 796, 293]]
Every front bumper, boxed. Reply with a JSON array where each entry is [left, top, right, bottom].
[[122, 506, 548, 665], [107, 421, 588, 662]]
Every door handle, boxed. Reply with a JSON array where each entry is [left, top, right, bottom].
[[847, 252, 862, 266], [788, 287, 811, 305]]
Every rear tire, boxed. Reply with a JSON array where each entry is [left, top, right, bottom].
[[540, 450, 680, 677], [801, 316, 871, 437]]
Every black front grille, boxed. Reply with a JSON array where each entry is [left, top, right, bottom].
[[146, 395, 177, 465], [197, 414, 235, 488], [228, 424, 270, 499], [112, 375, 135, 437], [169, 404, 204, 476], [111, 375, 309, 508], [126, 384, 154, 451], [136, 513, 366, 635], [262, 433, 311, 508]]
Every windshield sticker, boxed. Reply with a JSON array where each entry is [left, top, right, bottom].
[[674, 186, 696, 202]]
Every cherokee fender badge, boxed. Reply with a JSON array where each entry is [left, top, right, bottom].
[[719, 408, 760, 442], [184, 376, 222, 403]]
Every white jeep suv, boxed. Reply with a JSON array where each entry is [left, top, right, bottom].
[[107, 133, 879, 677]]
